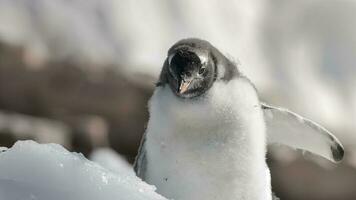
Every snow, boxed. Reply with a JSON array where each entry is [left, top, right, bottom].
[[0, 140, 167, 200], [90, 147, 135, 176]]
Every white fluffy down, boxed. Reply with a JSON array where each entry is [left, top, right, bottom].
[[145, 78, 271, 200], [0, 140, 167, 200]]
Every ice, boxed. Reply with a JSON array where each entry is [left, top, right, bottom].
[[0, 140, 167, 200], [90, 147, 135, 176]]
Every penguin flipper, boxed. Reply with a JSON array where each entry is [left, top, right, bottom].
[[261, 103, 344, 163], [133, 132, 148, 179]]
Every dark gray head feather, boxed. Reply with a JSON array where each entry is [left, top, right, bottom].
[[157, 38, 240, 98]]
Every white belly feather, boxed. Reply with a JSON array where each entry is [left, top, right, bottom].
[[145, 78, 271, 200]]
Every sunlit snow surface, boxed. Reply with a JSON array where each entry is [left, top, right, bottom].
[[0, 140, 167, 200]]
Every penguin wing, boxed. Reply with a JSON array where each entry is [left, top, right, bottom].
[[133, 132, 148, 179], [262, 103, 344, 163]]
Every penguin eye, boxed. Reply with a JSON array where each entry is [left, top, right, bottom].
[[198, 66, 206, 74]]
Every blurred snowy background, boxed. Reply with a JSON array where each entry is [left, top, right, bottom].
[[0, 0, 355, 199]]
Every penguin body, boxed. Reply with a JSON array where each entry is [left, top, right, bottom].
[[134, 38, 343, 200], [144, 78, 269, 200]]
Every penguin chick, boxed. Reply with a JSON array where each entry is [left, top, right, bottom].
[[134, 38, 344, 200]]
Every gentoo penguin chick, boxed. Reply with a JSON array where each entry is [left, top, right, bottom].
[[134, 38, 344, 200]]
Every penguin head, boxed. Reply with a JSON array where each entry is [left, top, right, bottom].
[[160, 38, 239, 98]]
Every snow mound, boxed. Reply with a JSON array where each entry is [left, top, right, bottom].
[[0, 140, 167, 200], [90, 148, 135, 176]]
